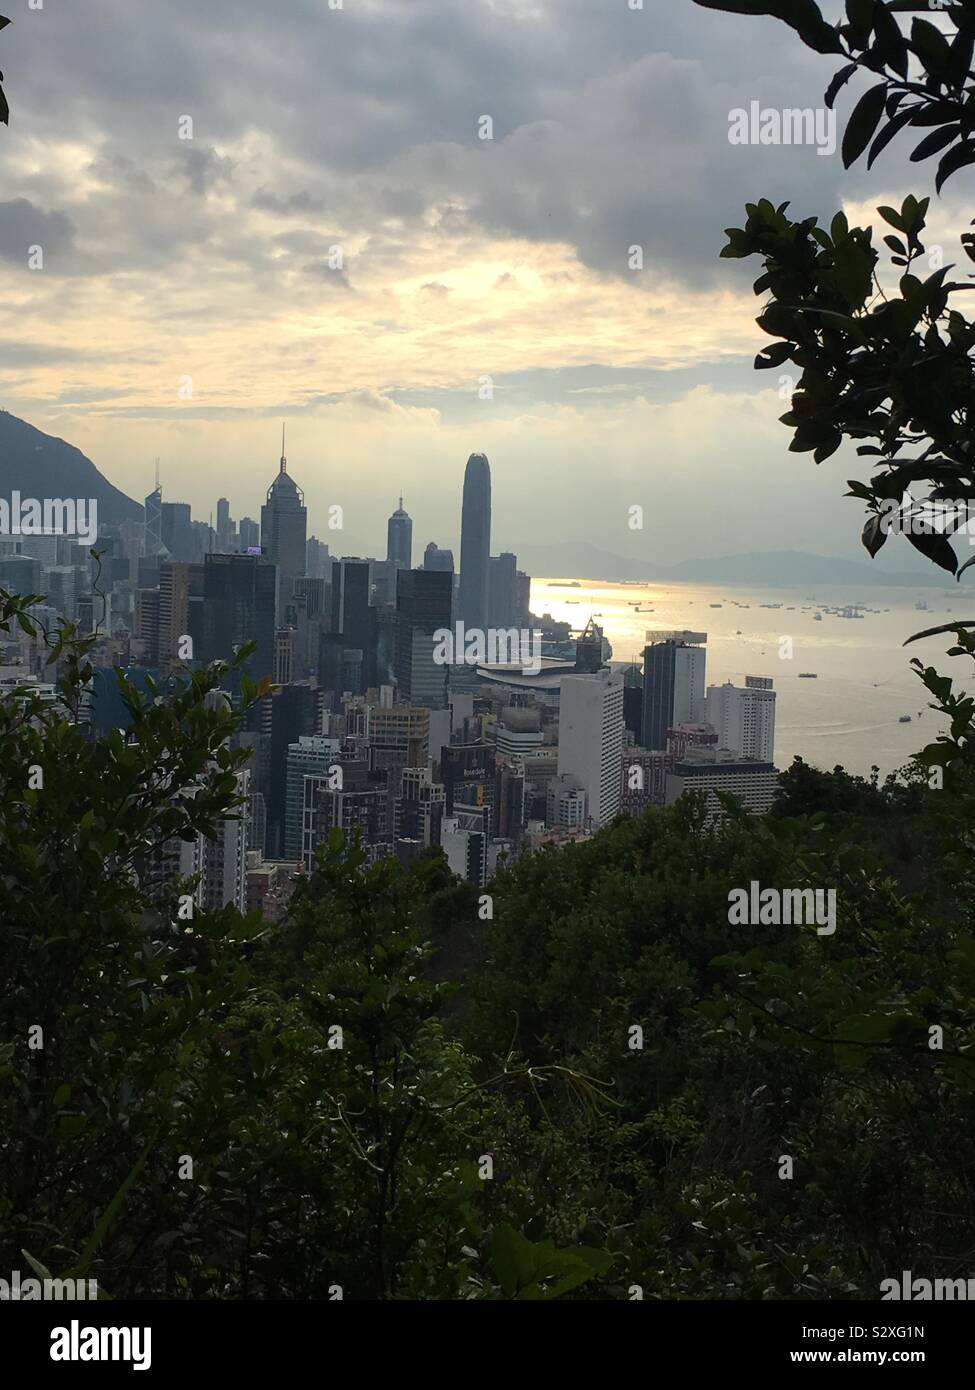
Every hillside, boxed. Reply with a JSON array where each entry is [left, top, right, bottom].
[[0, 411, 142, 526]]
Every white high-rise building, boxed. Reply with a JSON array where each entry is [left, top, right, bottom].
[[706, 675, 776, 763], [557, 667, 624, 829]]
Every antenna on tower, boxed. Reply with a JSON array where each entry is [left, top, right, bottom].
[[154, 457, 160, 491], [280, 422, 287, 474]]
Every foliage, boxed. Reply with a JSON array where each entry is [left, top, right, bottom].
[[695, 0, 975, 602]]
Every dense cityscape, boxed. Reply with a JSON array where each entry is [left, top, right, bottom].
[[1, 438, 780, 918]]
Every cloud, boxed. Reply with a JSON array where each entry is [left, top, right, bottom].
[[0, 198, 75, 264]]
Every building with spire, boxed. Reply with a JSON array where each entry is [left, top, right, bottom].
[[260, 425, 307, 619], [144, 460, 164, 557], [458, 452, 491, 631], [387, 496, 413, 569]]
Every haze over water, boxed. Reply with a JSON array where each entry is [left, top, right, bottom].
[[533, 578, 965, 778]]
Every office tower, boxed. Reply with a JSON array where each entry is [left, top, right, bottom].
[[641, 631, 707, 753], [706, 676, 776, 763], [619, 748, 673, 816], [441, 742, 495, 817], [394, 568, 452, 709], [558, 667, 624, 829], [664, 750, 779, 820], [515, 570, 532, 626], [488, 552, 517, 628], [147, 770, 250, 912], [201, 553, 277, 688], [197, 768, 250, 911], [258, 681, 325, 858], [621, 663, 644, 744], [191, 519, 213, 562], [367, 705, 429, 775], [0, 553, 41, 596], [546, 773, 587, 829], [158, 560, 205, 672], [76, 594, 95, 636], [458, 452, 491, 630], [216, 497, 236, 552], [135, 588, 160, 664], [161, 502, 193, 561], [274, 628, 295, 685], [442, 808, 489, 886], [306, 535, 330, 578], [144, 470, 163, 556], [248, 791, 267, 853], [387, 497, 413, 569], [329, 558, 374, 693], [396, 766, 445, 846], [422, 541, 454, 573], [260, 427, 308, 617], [494, 757, 526, 839], [238, 517, 260, 551], [494, 707, 543, 759], [284, 734, 340, 860], [302, 758, 388, 869], [292, 576, 326, 620]]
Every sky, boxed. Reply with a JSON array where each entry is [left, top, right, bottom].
[[0, 0, 969, 568]]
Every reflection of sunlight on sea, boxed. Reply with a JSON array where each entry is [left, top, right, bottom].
[[533, 576, 951, 777]]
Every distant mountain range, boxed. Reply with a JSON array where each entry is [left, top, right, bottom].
[[512, 540, 951, 590], [0, 411, 142, 525]]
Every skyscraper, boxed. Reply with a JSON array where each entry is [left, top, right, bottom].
[[387, 497, 413, 569], [642, 631, 707, 752], [161, 502, 193, 562], [706, 676, 776, 763], [260, 426, 307, 617], [557, 667, 624, 829], [201, 552, 277, 688], [216, 497, 235, 551], [488, 551, 517, 628], [458, 452, 491, 631], [394, 568, 452, 709], [423, 541, 454, 572], [144, 464, 163, 557]]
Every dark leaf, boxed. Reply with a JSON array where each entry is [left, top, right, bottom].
[[910, 124, 961, 162], [904, 620, 975, 645], [825, 61, 858, 108], [867, 105, 916, 167], [906, 528, 958, 574], [936, 140, 975, 192], [842, 83, 889, 167]]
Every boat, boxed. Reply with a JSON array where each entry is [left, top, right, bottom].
[[813, 613, 823, 621], [736, 629, 742, 635], [899, 714, 912, 723], [798, 672, 818, 679], [710, 603, 722, 608]]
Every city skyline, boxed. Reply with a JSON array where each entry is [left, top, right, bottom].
[[2, 1, 972, 575]]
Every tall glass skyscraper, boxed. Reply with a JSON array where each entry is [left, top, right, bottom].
[[458, 452, 491, 630], [260, 427, 307, 617], [386, 497, 413, 568]]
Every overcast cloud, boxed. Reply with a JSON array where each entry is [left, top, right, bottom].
[[0, 0, 967, 569]]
